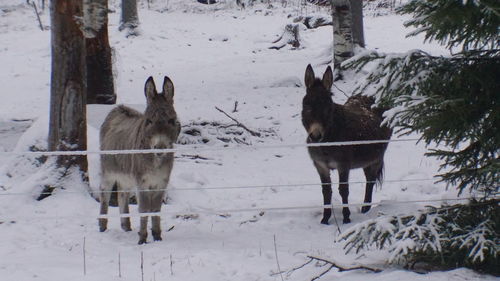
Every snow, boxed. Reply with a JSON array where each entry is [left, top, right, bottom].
[[0, 1, 496, 280]]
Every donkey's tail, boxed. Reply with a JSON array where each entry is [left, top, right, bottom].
[[375, 161, 385, 188]]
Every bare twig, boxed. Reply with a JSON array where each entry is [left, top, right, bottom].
[[307, 256, 382, 273], [234, 137, 251, 145], [332, 83, 350, 98], [29, 1, 44, 31], [285, 258, 313, 277], [170, 254, 174, 276], [215, 106, 261, 137], [273, 235, 285, 281], [312, 264, 335, 281], [118, 252, 122, 278], [331, 208, 342, 235], [232, 101, 239, 113], [83, 237, 86, 276], [286, 255, 382, 280], [178, 154, 213, 161], [141, 251, 144, 281]]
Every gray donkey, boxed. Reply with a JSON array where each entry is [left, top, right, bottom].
[[302, 65, 392, 225], [99, 76, 180, 244]]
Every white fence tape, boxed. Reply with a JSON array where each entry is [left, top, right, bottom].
[[0, 178, 436, 196], [0, 197, 490, 223], [0, 138, 421, 157]]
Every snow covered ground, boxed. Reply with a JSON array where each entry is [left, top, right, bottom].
[[0, 1, 495, 280]]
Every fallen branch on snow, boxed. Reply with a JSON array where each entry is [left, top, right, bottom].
[[215, 106, 261, 137], [280, 255, 382, 281]]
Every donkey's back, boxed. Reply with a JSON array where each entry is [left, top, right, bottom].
[[100, 105, 147, 176]]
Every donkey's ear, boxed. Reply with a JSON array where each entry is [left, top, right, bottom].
[[304, 64, 315, 89], [144, 76, 157, 102], [322, 66, 333, 91], [162, 76, 174, 99]]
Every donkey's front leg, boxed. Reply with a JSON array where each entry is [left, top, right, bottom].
[[338, 169, 351, 224], [314, 161, 332, 225], [137, 190, 151, 244], [151, 191, 164, 241]]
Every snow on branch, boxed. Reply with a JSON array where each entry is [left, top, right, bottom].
[[337, 199, 500, 273]]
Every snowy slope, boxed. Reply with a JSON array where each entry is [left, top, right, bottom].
[[0, 1, 495, 280]]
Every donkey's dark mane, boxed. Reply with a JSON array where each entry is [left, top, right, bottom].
[[115, 104, 142, 118]]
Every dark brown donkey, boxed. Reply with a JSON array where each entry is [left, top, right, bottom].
[[301, 64, 392, 224]]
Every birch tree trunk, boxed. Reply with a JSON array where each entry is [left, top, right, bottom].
[[49, 0, 88, 174], [330, 0, 365, 68], [331, 0, 354, 68], [119, 0, 139, 36], [85, 0, 116, 104]]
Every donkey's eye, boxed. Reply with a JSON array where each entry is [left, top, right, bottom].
[[168, 118, 176, 125], [145, 119, 152, 126]]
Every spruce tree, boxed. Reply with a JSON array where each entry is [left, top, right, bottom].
[[344, 0, 499, 195], [337, 0, 500, 274]]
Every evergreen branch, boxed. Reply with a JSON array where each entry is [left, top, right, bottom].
[[343, 48, 500, 193], [396, 0, 500, 51], [338, 199, 500, 274]]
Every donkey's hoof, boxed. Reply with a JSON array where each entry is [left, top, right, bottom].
[[98, 219, 107, 232], [361, 206, 371, 213], [138, 232, 147, 244], [343, 218, 351, 224], [99, 223, 107, 232], [152, 231, 162, 241], [121, 224, 132, 232]]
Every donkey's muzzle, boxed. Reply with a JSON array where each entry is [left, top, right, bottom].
[[153, 145, 172, 157], [307, 122, 325, 143], [308, 131, 323, 143]]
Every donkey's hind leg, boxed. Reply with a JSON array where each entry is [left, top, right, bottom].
[[117, 188, 132, 232], [361, 161, 383, 213], [99, 179, 114, 232], [313, 161, 332, 225]]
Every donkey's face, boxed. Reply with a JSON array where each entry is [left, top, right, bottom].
[[143, 76, 180, 151], [301, 64, 334, 143]]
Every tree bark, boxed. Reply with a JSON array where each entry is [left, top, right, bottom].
[[331, 0, 354, 68], [351, 0, 365, 48], [119, 0, 139, 36], [49, 0, 88, 174], [330, 0, 365, 69], [86, 0, 116, 104]]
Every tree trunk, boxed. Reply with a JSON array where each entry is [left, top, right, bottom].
[[331, 0, 354, 68], [119, 0, 139, 36], [330, 0, 365, 68], [86, 0, 116, 104], [351, 0, 365, 48], [49, 0, 88, 174]]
